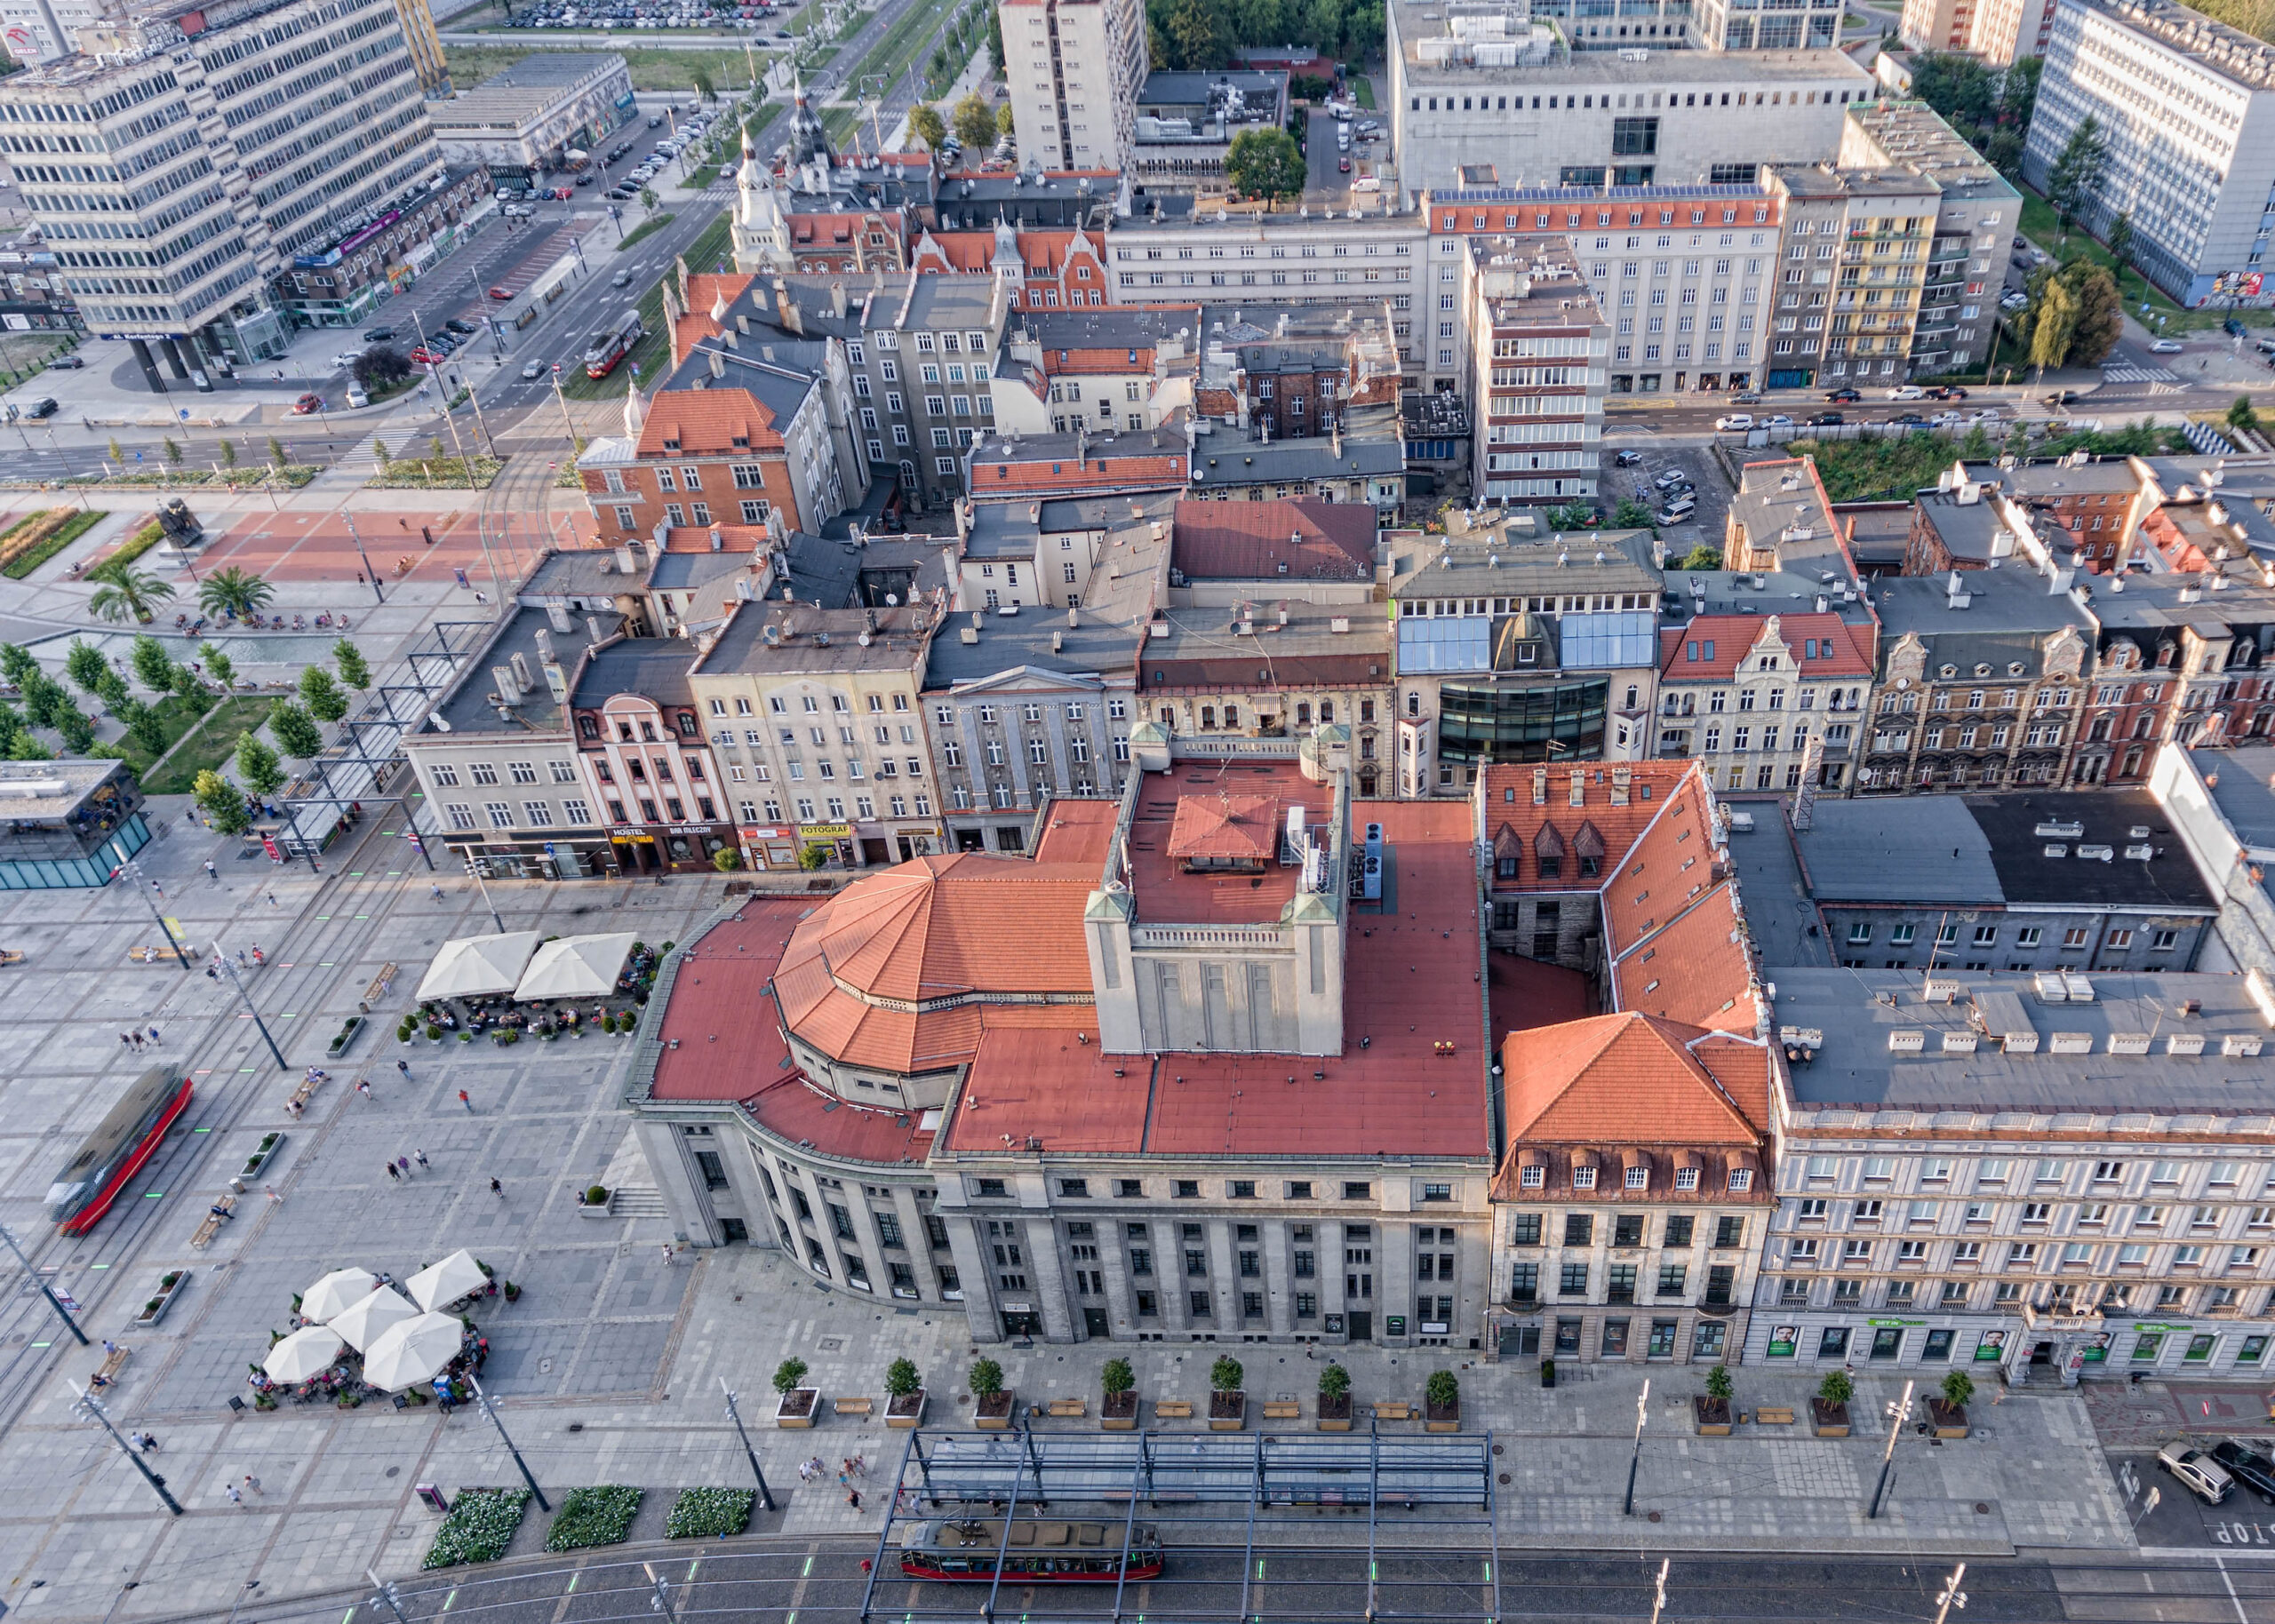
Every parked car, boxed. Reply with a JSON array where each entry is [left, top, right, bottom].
[[1761, 414, 1794, 429], [2224, 317, 2249, 338], [409, 347, 441, 365], [1656, 504, 1696, 525], [2041, 390, 2079, 407], [363, 326, 395, 342], [444, 318, 477, 336], [1653, 469, 1690, 490], [1729, 390, 1762, 404], [1888, 412, 1927, 426], [2149, 338, 2186, 354], [292, 393, 324, 415], [488, 286, 514, 299], [2159, 1442, 2234, 1505], [648, 114, 664, 126], [1808, 411, 1844, 426], [1886, 385, 1926, 400], [2212, 1440, 2275, 1504], [48, 354, 84, 370], [1823, 387, 1860, 403], [1338, 155, 1350, 172], [1713, 413, 1754, 431], [1612, 450, 1644, 466]]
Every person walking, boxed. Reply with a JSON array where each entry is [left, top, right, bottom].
[[458, 1089, 472, 1112], [102, 1339, 119, 1357], [413, 1150, 430, 1173], [119, 1033, 132, 1051], [430, 883, 443, 900], [224, 1483, 242, 1505], [135, 1433, 158, 1453], [266, 892, 279, 909], [845, 1488, 861, 1512], [659, 1242, 674, 1268], [396, 1059, 411, 1079], [386, 1161, 402, 1182], [489, 1177, 503, 1198], [147, 1026, 160, 1046], [204, 861, 218, 884], [243, 1474, 261, 1496], [357, 1078, 373, 1099], [396, 1156, 411, 1180], [265, 1185, 283, 1207]]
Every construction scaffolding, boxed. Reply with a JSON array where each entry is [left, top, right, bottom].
[[858, 1424, 1504, 1624]]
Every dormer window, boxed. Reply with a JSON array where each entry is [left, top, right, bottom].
[[731, 435, 750, 449], [662, 438, 682, 452]]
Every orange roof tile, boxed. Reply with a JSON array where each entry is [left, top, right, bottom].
[[1031, 798, 1121, 866], [1128, 760, 1328, 925], [649, 898, 809, 1102], [636, 389, 791, 458], [659, 523, 770, 552], [1657, 611, 1875, 681], [1482, 762, 1694, 895], [977, 454, 1188, 496], [946, 1025, 1148, 1154], [1501, 1012, 1766, 1144], [1609, 880, 1762, 1035], [1165, 792, 1281, 862], [1598, 771, 1718, 951]]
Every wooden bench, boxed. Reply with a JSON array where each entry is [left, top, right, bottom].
[[357, 963, 397, 1015], [1045, 1397, 1087, 1418], [833, 1396, 874, 1416], [92, 1345, 131, 1387], [129, 943, 196, 965], [1372, 1402, 1415, 1421], [1260, 1400, 1302, 1421], [289, 1072, 327, 1111], [191, 1194, 236, 1249], [1153, 1399, 1194, 1421], [1752, 1405, 1796, 1426], [0, 948, 24, 966]]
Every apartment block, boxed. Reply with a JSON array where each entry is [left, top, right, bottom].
[[1461, 235, 1606, 506], [1001, 0, 1146, 172], [1762, 162, 1940, 389]]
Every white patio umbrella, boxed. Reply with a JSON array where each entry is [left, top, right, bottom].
[[329, 1285, 417, 1353], [406, 1248, 489, 1312], [415, 932, 541, 1001], [360, 1311, 465, 1392], [301, 1267, 379, 1322], [513, 932, 637, 1001], [264, 1325, 346, 1382]]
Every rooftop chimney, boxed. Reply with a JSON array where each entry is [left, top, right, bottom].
[[491, 665, 523, 705]]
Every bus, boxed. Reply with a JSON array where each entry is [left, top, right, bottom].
[[898, 1519, 1163, 1583], [582, 306, 643, 378]]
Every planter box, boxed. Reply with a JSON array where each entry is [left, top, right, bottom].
[[886, 1389, 926, 1429], [239, 1133, 283, 1182], [973, 1391, 1015, 1430], [134, 1270, 188, 1326], [1540, 1364, 1557, 1389], [1102, 1390, 1138, 1431], [776, 1388, 818, 1429], [1693, 1396, 1733, 1436], [1926, 1397, 1968, 1438], [1209, 1391, 1246, 1432], [327, 1015, 362, 1058], [578, 1190, 614, 1218], [1809, 1397, 1851, 1437], [1425, 1399, 1460, 1434], [1316, 1392, 1353, 1431]]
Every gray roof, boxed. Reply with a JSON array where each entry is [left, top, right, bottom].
[[922, 601, 1149, 689], [1963, 789, 2215, 911], [697, 599, 935, 677], [1042, 491, 1181, 533], [1771, 968, 2275, 1113], [1869, 561, 2092, 666], [518, 549, 636, 603], [648, 551, 752, 593], [569, 635, 698, 709], [434, 605, 624, 735], [1728, 458, 1855, 584], [2195, 744, 2275, 851], [1189, 413, 1404, 488], [1915, 487, 2008, 565], [1389, 525, 1660, 601], [1720, 810, 1832, 970], [1784, 796, 2003, 904], [1667, 566, 1875, 624], [964, 503, 1041, 561], [1011, 306, 1197, 349]]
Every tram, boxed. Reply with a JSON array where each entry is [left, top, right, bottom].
[[46, 1068, 193, 1235], [898, 1518, 1164, 1583]]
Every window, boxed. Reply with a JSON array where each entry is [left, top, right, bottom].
[[1560, 1262, 1589, 1295], [1564, 1214, 1593, 1246]]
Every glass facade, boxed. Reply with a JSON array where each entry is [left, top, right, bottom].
[[0, 812, 149, 890], [1438, 678, 1609, 764]]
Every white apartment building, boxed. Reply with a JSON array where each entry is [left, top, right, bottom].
[[2024, 0, 2275, 309], [1900, 0, 2056, 62], [0, 0, 443, 374], [1000, 0, 1146, 171], [1460, 235, 1608, 506]]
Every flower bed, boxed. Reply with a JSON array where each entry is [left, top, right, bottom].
[[422, 1487, 531, 1569], [667, 1487, 754, 1540], [65, 467, 315, 491], [366, 456, 504, 491], [544, 1485, 643, 1551], [87, 518, 164, 584], [0, 507, 103, 578]]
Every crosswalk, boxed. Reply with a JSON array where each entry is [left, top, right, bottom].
[[2100, 363, 2181, 384]]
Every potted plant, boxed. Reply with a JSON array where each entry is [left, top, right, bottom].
[[1317, 1362, 1353, 1431], [135, 1269, 188, 1326], [1811, 1368, 1854, 1437], [970, 1357, 1013, 1429], [579, 1184, 613, 1217], [885, 1357, 926, 1428], [1209, 1356, 1246, 1431], [1694, 1364, 1734, 1435], [773, 1357, 818, 1428], [1101, 1357, 1138, 1430], [1540, 1357, 1556, 1389], [1425, 1369, 1460, 1433], [1927, 1369, 1973, 1437]]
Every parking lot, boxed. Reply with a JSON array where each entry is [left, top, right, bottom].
[[1600, 439, 1733, 548], [2107, 1445, 2275, 1550]]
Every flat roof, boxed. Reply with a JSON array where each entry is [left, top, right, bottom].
[[1963, 789, 2215, 911], [1128, 759, 1331, 926], [1870, 560, 2095, 646], [0, 758, 132, 823], [431, 605, 619, 735], [1772, 967, 2275, 1113], [1916, 487, 2009, 563], [2196, 744, 2275, 850], [697, 600, 932, 677], [570, 634, 698, 708]]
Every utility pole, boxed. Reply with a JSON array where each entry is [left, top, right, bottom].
[[73, 1383, 181, 1516], [207, 938, 291, 1072], [464, 856, 506, 935], [1623, 1376, 1649, 1516], [1931, 1561, 1968, 1624], [117, 862, 192, 969], [366, 1569, 411, 1624], [342, 513, 384, 604], [467, 1372, 549, 1510], [1646, 1557, 1669, 1624], [0, 1222, 89, 1344], [1868, 1378, 1915, 1519], [719, 1379, 778, 1510], [459, 369, 499, 458], [411, 309, 472, 469], [643, 1563, 676, 1624], [547, 363, 581, 463]]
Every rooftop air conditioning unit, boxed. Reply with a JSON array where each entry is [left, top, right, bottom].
[[1888, 1030, 1926, 1053]]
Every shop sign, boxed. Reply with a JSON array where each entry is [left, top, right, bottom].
[[611, 826, 655, 840], [1867, 1318, 1926, 1328], [667, 824, 711, 835], [801, 823, 851, 841], [740, 826, 787, 841], [1972, 1329, 2008, 1361], [1421, 1322, 1449, 1335], [1385, 1316, 1408, 1337], [1002, 1302, 1032, 1313]]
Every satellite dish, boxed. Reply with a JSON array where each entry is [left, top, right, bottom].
[[885, 593, 900, 605]]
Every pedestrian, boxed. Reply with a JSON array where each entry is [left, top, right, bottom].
[[266, 892, 278, 908], [357, 1078, 372, 1099], [204, 860, 218, 883], [846, 1488, 860, 1511], [797, 1461, 813, 1484], [184, 808, 196, 824], [489, 1177, 503, 1198], [136, 1433, 157, 1453], [396, 1156, 411, 1179], [130, 1032, 143, 1051], [265, 1185, 282, 1206], [659, 1242, 674, 1268], [859, 1559, 873, 1576], [837, 1468, 850, 1489], [119, 1033, 132, 1050], [250, 945, 263, 966], [243, 1474, 261, 1496], [102, 1339, 118, 1357], [396, 1060, 410, 1078], [386, 1161, 401, 1182], [430, 883, 443, 900], [413, 1149, 429, 1173], [458, 1089, 472, 1112], [148, 1025, 160, 1045], [225, 1483, 242, 1505]]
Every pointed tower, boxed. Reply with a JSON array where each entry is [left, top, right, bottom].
[[731, 124, 794, 275], [988, 210, 1022, 301], [623, 383, 648, 440]]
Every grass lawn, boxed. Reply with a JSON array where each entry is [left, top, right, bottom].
[[617, 211, 677, 251], [140, 696, 273, 795], [2014, 187, 2271, 335], [112, 692, 220, 780], [851, 0, 954, 108], [560, 214, 732, 401], [680, 163, 721, 189], [1351, 76, 1375, 108], [444, 44, 768, 92]]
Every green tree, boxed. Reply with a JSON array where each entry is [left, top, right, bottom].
[[354, 346, 411, 393], [53, 704, 95, 754], [5, 730, 52, 761], [640, 187, 659, 213], [130, 633, 172, 691], [0, 644, 35, 687], [1425, 1370, 1459, 1410], [1704, 1364, 1735, 1401], [1960, 422, 1995, 460], [1984, 126, 2024, 179], [235, 729, 287, 797], [691, 64, 716, 102], [202, 645, 235, 689], [333, 639, 371, 689], [1997, 54, 2042, 131], [1613, 498, 1655, 529], [969, 1357, 1005, 1396], [299, 665, 349, 723], [907, 103, 947, 151], [94, 668, 129, 711], [218, 437, 237, 469], [1678, 544, 1723, 569], [1209, 1356, 1244, 1392], [371, 438, 391, 469], [884, 1357, 922, 1397], [2024, 267, 2079, 377], [1817, 1369, 1855, 1405], [1940, 1369, 1976, 1409], [1224, 126, 1305, 206], [985, 3, 1003, 68], [1318, 1362, 1350, 1400], [2060, 259, 2122, 367], [952, 90, 996, 150], [63, 639, 107, 694], [2231, 395, 2263, 436], [18, 670, 64, 728], [267, 698, 323, 760], [108, 436, 124, 466], [116, 697, 166, 755], [1908, 52, 1996, 131], [772, 1357, 809, 1397], [168, 661, 203, 702], [1165, 0, 1219, 67], [2045, 115, 2109, 232], [2105, 210, 2134, 270], [1102, 1357, 1136, 1395], [267, 435, 289, 471], [996, 101, 1016, 138], [91, 569, 174, 625], [161, 436, 182, 466], [198, 565, 274, 620], [195, 767, 251, 835]]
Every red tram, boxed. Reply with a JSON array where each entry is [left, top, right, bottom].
[[898, 1519, 1163, 1582], [46, 1068, 192, 1235]]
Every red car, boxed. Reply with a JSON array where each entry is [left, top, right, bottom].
[[488, 285, 513, 299], [1338, 155, 1351, 172], [409, 347, 441, 365], [292, 393, 323, 415]]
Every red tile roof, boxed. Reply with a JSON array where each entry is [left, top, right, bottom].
[[1169, 498, 1375, 582], [944, 1023, 1149, 1154], [637, 389, 790, 458], [1598, 771, 1719, 951], [1502, 1012, 1766, 1145], [1482, 762, 1693, 895], [1166, 792, 1282, 862], [1031, 798, 1121, 866], [1128, 760, 1329, 924], [975, 452, 1189, 497], [745, 1069, 937, 1166], [1489, 949, 1595, 1041], [660, 523, 769, 553], [648, 897, 810, 1101], [1657, 611, 1875, 681], [1609, 880, 1761, 1035]]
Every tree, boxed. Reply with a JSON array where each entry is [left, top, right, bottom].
[[429, 434, 448, 463], [996, 101, 1016, 138], [771, 1357, 808, 1397], [952, 90, 996, 150], [968, 1357, 1004, 1396], [884, 1357, 922, 1397], [18, 670, 65, 729], [92, 569, 174, 625], [1102, 1357, 1136, 1396], [0, 645, 34, 687], [2061, 259, 2122, 367], [267, 435, 289, 471], [2024, 264, 2079, 377], [299, 665, 349, 723], [333, 639, 371, 689], [1816, 1368, 1855, 1405], [108, 436, 124, 466], [352, 346, 411, 393], [64, 640, 106, 694], [1997, 54, 2042, 131], [195, 767, 252, 835], [1960, 422, 1994, 461], [691, 64, 716, 102], [1318, 1362, 1350, 1399], [218, 437, 237, 469], [372, 439, 391, 469], [116, 697, 166, 755], [267, 698, 323, 760], [1224, 127, 1305, 207], [1941, 1369, 1976, 1409], [202, 645, 235, 689], [1704, 1364, 1734, 1400], [53, 704, 94, 754], [94, 668, 129, 711], [906, 102, 947, 151], [235, 730, 287, 798], [1165, 0, 1219, 67], [168, 660, 203, 702], [2105, 210, 2134, 269], [5, 730, 50, 761], [711, 846, 740, 872], [640, 187, 659, 213], [1613, 498, 1655, 529], [1209, 1355, 1244, 1392], [162, 436, 182, 466], [985, 3, 1003, 68], [130, 633, 172, 692], [2046, 115, 2109, 231], [1909, 52, 1996, 131], [199, 565, 275, 620], [1425, 1369, 1459, 1411], [1678, 544, 1723, 570], [1984, 126, 2023, 179]]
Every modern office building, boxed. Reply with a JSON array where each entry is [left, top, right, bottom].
[[427, 52, 635, 182], [0, 0, 447, 378], [2024, 0, 2275, 308], [1900, 0, 2056, 62], [1129, 71, 1289, 195], [1458, 234, 1608, 506], [1001, 0, 1148, 171]]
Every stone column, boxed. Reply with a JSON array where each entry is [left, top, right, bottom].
[[1208, 1218, 1241, 1332], [946, 1217, 1000, 1342], [1096, 1223, 1137, 1340], [1378, 1221, 1415, 1347], [889, 1187, 939, 1297], [158, 337, 191, 378], [1155, 1218, 1193, 1334], [128, 338, 166, 394], [1264, 1219, 1296, 1338], [1023, 1215, 1076, 1342]]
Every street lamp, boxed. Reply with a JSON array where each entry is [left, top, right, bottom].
[[343, 513, 385, 604], [208, 936, 291, 1073], [1867, 1378, 1915, 1519], [1622, 1376, 1648, 1516], [73, 1383, 181, 1516], [117, 862, 193, 970], [467, 1371, 550, 1511], [720, 1379, 778, 1510], [0, 1221, 90, 1345]]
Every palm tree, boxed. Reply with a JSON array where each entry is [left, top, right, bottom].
[[198, 566, 275, 620], [89, 569, 175, 625]]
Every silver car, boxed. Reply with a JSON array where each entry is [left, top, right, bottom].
[[2159, 1441, 2234, 1505]]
